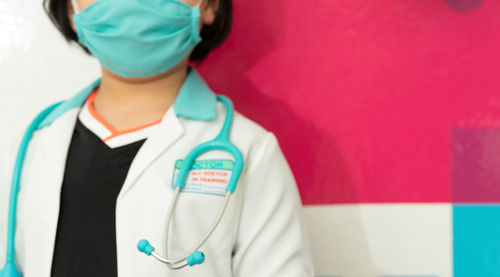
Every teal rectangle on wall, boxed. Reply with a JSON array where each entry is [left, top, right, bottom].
[[453, 205, 500, 276]]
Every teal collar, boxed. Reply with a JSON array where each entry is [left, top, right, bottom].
[[39, 67, 217, 128], [174, 67, 217, 120]]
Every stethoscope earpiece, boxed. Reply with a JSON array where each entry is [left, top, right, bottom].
[[137, 239, 155, 256], [186, 251, 205, 266]]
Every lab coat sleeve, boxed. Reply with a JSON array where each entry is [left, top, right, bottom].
[[232, 132, 314, 276]]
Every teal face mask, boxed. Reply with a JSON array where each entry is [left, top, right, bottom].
[[71, 0, 204, 78]]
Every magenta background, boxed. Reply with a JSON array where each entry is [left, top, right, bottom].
[[197, 0, 500, 205]]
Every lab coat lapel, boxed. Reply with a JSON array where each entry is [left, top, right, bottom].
[[117, 107, 184, 199], [117, 66, 217, 198], [24, 109, 79, 276]]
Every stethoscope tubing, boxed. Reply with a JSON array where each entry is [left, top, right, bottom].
[[5, 101, 63, 263], [144, 95, 242, 269], [2, 94, 243, 273]]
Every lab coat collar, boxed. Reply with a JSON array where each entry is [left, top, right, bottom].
[[38, 66, 216, 129], [174, 66, 217, 121]]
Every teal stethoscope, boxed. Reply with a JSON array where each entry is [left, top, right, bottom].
[[0, 95, 244, 276]]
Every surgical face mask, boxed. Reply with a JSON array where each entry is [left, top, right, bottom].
[[71, 0, 204, 78]]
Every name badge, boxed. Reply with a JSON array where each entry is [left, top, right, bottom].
[[171, 159, 235, 196]]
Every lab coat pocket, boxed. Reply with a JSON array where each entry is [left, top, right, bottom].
[[167, 191, 236, 260]]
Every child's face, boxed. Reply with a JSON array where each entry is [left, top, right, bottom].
[[67, 0, 218, 80]]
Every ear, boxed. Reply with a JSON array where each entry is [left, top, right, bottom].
[[67, 0, 77, 32], [200, 0, 219, 26]]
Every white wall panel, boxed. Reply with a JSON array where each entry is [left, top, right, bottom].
[[303, 204, 452, 277]]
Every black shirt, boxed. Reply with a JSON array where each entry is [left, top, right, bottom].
[[50, 118, 145, 277]]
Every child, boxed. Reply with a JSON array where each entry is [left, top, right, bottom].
[[0, 0, 314, 276]]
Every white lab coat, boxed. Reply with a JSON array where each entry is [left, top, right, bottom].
[[0, 68, 314, 276]]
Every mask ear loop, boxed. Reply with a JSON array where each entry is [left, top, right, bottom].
[[71, 0, 80, 14]]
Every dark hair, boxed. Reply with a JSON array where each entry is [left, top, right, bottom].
[[42, 0, 233, 62]]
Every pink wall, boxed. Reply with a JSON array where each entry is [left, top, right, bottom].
[[197, 0, 500, 205]]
